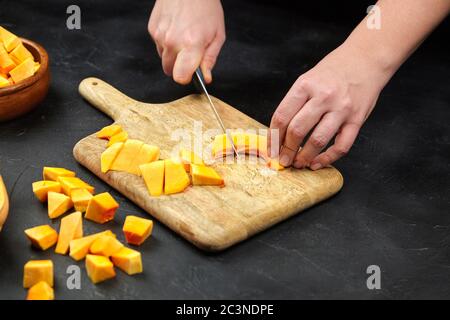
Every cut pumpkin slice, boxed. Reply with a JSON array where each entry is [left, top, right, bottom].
[[32, 181, 62, 203], [101, 142, 124, 173], [164, 159, 190, 195], [55, 211, 83, 255], [191, 164, 224, 186], [179, 149, 204, 172], [85, 254, 116, 284], [110, 139, 143, 173], [129, 144, 160, 175], [43, 167, 76, 181], [71, 188, 93, 212], [140, 160, 164, 197], [47, 191, 73, 219], [97, 124, 123, 140], [58, 176, 94, 196], [107, 130, 128, 147], [69, 230, 115, 261]]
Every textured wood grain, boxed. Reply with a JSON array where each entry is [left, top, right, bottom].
[[73, 77, 343, 251]]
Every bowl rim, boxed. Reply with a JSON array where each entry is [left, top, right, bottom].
[[0, 37, 49, 97]]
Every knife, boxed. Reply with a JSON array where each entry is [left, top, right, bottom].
[[193, 68, 240, 158]]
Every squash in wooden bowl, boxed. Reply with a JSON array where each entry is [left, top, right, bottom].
[[0, 175, 9, 231]]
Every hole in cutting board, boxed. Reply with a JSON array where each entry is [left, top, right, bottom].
[[92, 82, 98, 86]]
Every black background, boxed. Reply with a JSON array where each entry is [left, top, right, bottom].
[[0, 0, 449, 299]]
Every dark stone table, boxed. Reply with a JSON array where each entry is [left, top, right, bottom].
[[0, 0, 448, 299]]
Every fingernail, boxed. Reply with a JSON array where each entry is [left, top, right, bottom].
[[279, 154, 290, 167], [310, 162, 322, 170]]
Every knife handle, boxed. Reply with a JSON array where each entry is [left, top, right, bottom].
[[192, 68, 205, 93]]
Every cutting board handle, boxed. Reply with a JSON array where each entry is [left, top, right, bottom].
[[79, 77, 137, 120]]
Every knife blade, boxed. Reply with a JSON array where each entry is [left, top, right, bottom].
[[193, 68, 240, 159]]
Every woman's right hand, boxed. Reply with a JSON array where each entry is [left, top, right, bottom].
[[148, 0, 226, 84]]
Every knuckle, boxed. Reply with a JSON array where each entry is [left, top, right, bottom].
[[310, 135, 328, 149], [163, 33, 177, 48], [271, 112, 289, 128], [334, 146, 349, 157], [340, 97, 353, 113], [318, 86, 337, 101], [183, 33, 203, 48], [288, 125, 305, 141]]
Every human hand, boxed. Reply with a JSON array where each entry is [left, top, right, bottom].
[[148, 0, 225, 84], [268, 43, 392, 170]]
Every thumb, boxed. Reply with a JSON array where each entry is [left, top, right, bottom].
[[172, 47, 204, 85]]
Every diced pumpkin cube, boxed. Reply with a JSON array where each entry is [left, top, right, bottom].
[[191, 164, 224, 186], [32, 181, 62, 202], [34, 62, 40, 73], [129, 144, 160, 175], [58, 176, 94, 196], [267, 158, 284, 171], [69, 230, 115, 261], [43, 167, 76, 181], [26, 281, 54, 300], [85, 254, 116, 284], [97, 124, 123, 139], [107, 131, 128, 147], [9, 57, 34, 83], [0, 72, 7, 79], [122, 215, 153, 246], [55, 211, 83, 255], [111, 247, 143, 275], [85, 192, 119, 224], [110, 139, 143, 173], [101, 142, 124, 173], [90, 234, 123, 257], [23, 260, 53, 288], [212, 134, 234, 158], [47, 191, 73, 219], [0, 26, 21, 52], [24, 225, 58, 250], [0, 76, 9, 88], [179, 149, 204, 172], [9, 42, 33, 65], [164, 159, 190, 195], [0, 45, 16, 74], [140, 160, 164, 197], [71, 188, 93, 212]]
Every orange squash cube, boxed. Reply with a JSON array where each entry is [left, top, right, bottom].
[[110, 139, 143, 173], [85, 254, 116, 284], [107, 130, 128, 147], [140, 160, 164, 197], [23, 260, 53, 288], [0, 44, 16, 73], [0, 75, 9, 88], [32, 181, 62, 202], [90, 234, 123, 257], [101, 142, 124, 173], [97, 124, 123, 139], [26, 281, 54, 300], [267, 158, 284, 171], [164, 159, 190, 195], [129, 144, 160, 176], [179, 149, 204, 172], [9, 57, 35, 83], [58, 176, 94, 196], [0, 26, 21, 52], [85, 192, 119, 224], [55, 211, 83, 255], [24, 225, 58, 250], [43, 167, 76, 181], [71, 188, 93, 212], [122, 215, 153, 246], [191, 164, 224, 186], [9, 42, 33, 65], [111, 247, 143, 275], [69, 230, 115, 261], [47, 191, 73, 219]]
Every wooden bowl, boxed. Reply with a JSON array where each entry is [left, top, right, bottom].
[[0, 38, 50, 121]]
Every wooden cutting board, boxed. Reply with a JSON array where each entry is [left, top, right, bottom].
[[73, 77, 344, 251]]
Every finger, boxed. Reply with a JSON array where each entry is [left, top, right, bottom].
[[278, 98, 325, 167], [200, 33, 225, 84], [173, 47, 204, 84], [161, 47, 177, 76], [268, 78, 310, 158], [156, 43, 163, 57], [293, 112, 343, 168], [309, 123, 360, 170]]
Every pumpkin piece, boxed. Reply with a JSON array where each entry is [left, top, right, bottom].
[[0, 71, 8, 79], [9, 57, 35, 83], [0, 45, 16, 74], [111, 247, 143, 275], [85, 254, 116, 284], [0, 175, 8, 232], [191, 164, 224, 186], [107, 130, 128, 147], [90, 234, 123, 257], [110, 139, 143, 173], [47, 191, 73, 219], [129, 144, 160, 175], [71, 188, 93, 212], [26, 281, 54, 300], [43, 167, 76, 181], [55, 211, 83, 255], [212, 134, 234, 158], [164, 159, 190, 195], [85, 192, 119, 224], [34, 62, 40, 73], [97, 124, 123, 139], [9, 42, 33, 65], [23, 260, 53, 288], [0, 26, 21, 52], [140, 160, 164, 197], [0, 76, 9, 88], [101, 142, 124, 173], [267, 158, 284, 171], [179, 149, 204, 172], [69, 230, 115, 261], [122, 215, 153, 246], [58, 176, 94, 196], [32, 181, 62, 202], [24, 225, 58, 250]]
